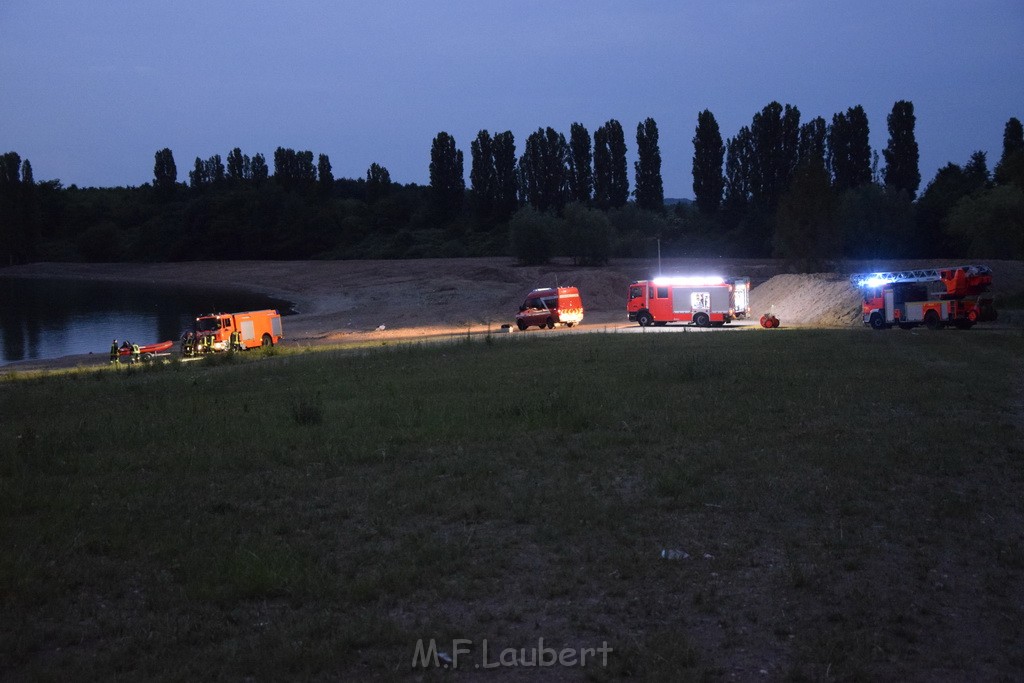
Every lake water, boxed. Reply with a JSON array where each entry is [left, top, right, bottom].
[[0, 277, 296, 365]]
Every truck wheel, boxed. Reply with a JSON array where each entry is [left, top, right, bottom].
[[637, 311, 653, 327], [869, 313, 886, 330], [546, 318, 554, 329], [261, 334, 274, 347], [694, 312, 710, 328], [924, 311, 941, 330], [516, 319, 527, 331]]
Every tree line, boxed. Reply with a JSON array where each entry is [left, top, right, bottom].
[[1, 104, 1021, 267]]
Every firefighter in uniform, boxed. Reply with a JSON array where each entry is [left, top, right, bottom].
[[131, 342, 141, 364], [110, 339, 120, 365]]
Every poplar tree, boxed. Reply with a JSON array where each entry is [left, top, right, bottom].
[[634, 117, 664, 211], [828, 105, 872, 191], [692, 109, 725, 214], [594, 120, 628, 209], [995, 117, 1024, 187], [429, 131, 465, 219], [749, 102, 800, 212], [882, 100, 921, 199], [317, 154, 333, 194], [798, 117, 827, 171], [723, 127, 753, 210], [227, 148, 250, 182], [366, 162, 391, 203], [492, 131, 518, 222], [470, 130, 496, 225], [518, 127, 567, 212], [567, 122, 593, 204], [153, 148, 177, 199], [250, 153, 268, 187]]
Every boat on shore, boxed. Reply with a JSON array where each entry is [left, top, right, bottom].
[[117, 340, 174, 357]]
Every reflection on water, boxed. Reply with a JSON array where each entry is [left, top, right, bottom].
[[0, 277, 295, 364]]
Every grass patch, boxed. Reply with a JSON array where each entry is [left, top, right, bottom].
[[1, 329, 1022, 679]]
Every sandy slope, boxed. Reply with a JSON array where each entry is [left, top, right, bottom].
[[3, 257, 1021, 370]]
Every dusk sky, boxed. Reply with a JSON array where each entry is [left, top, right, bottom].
[[2, 1, 1022, 197]]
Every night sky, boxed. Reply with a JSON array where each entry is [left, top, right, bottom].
[[2, 1, 1022, 197]]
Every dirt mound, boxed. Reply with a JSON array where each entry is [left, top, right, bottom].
[[750, 273, 862, 327]]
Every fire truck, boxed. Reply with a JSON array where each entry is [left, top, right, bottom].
[[850, 265, 997, 330], [189, 309, 284, 353], [627, 276, 750, 327]]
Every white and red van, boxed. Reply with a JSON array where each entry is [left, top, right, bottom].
[[515, 287, 584, 330]]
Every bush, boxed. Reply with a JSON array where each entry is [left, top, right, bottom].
[[509, 206, 558, 265], [560, 203, 611, 265]]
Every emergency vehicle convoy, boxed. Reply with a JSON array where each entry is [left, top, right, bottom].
[[516, 287, 584, 330], [851, 265, 997, 330], [183, 309, 284, 355], [627, 276, 750, 327]]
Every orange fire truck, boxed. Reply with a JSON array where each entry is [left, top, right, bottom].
[[627, 276, 750, 327], [851, 265, 997, 330], [190, 309, 284, 352]]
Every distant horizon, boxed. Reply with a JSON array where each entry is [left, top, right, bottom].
[[2, 2, 1021, 195]]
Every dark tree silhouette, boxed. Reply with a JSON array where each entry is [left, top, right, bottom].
[[593, 120, 628, 209], [828, 106, 872, 191], [995, 117, 1024, 187], [634, 117, 664, 211], [366, 162, 391, 203], [429, 132, 465, 219], [317, 154, 333, 195], [226, 148, 250, 182], [153, 148, 177, 199], [567, 122, 593, 204], [692, 109, 724, 214], [492, 131, 518, 223], [750, 102, 800, 212], [724, 126, 753, 210], [882, 100, 921, 199], [798, 117, 827, 171], [470, 130, 496, 225], [518, 127, 567, 213]]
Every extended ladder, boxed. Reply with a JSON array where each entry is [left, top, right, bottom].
[[850, 265, 991, 288]]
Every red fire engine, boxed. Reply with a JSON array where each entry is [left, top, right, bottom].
[[851, 265, 997, 330], [191, 309, 284, 352], [627, 276, 750, 327]]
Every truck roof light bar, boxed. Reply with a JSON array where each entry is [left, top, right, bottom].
[[651, 276, 726, 287]]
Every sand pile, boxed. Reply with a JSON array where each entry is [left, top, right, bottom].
[[749, 273, 863, 327]]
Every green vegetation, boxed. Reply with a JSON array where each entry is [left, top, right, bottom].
[[2, 108, 1021, 266], [2, 330, 1023, 679]]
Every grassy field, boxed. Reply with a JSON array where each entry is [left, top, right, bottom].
[[2, 327, 1023, 680]]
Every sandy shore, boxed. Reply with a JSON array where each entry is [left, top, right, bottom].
[[3, 257, 1021, 372]]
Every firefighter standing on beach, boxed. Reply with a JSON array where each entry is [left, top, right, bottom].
[[110, 339, 120, 365]]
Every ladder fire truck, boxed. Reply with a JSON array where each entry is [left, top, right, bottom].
[[851, 265, 997, 330]]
